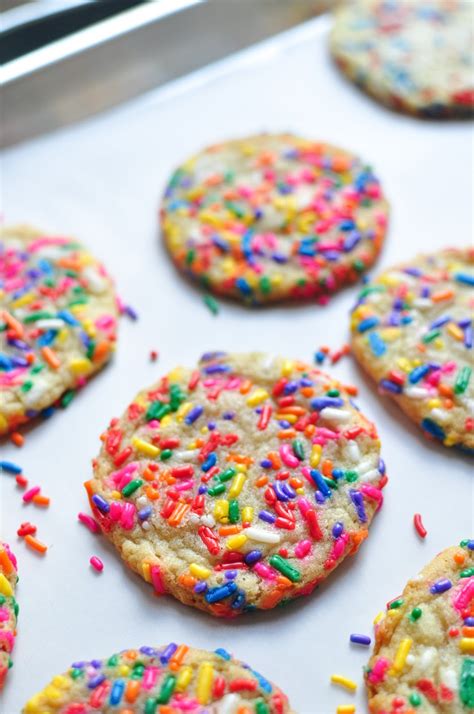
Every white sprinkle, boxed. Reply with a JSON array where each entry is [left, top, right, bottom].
[[430, 408, 450, 423], [83, 267, 107, 294], [35, 318, 65, 330], [412, 298, 432, 309], [357, 458, 375, 475], [346, 440, 361, 462], [245, 527, 281, 544], [215, 693, 240, 714], [440, 667, 458, 691], [319, 407, 351, 423], [141, 521, 150, 530], [174, 450, 197, 461], [405, 387, 430, 399], [359, 469, 380, 483], [136, 496, 148, 507], [201, 515, 215, 528]]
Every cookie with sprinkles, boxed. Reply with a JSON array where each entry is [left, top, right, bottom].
[[161, 134, 388, 304], [365, 540, 474, 713], [0, 226, 118, 434], [87, 352, 387, 617], [350, 248, 474, 451], [0, 543, 19, 689], [23, 643, 295, 713], [330, 0, 474, 118]]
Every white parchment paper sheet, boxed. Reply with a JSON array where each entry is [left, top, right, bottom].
[[1, 15, 473, 714]]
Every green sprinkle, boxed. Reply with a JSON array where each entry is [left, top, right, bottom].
[[224, 200, 245, 219], [422, 329, 441, 343], [160, 449, 172, 461], [324, 476, 338, 490], [146, 401, 171, 421], [31, 364, 44, 374], [460, 568, 474, 578], [326, 389, 340, 397], [131, 663, 145, 679], [0, 595, 4, 606], [388, 598, 404, 610], [157, 674, 176, 704], [169, 384, 185, 411], [61, 390, 75, 408], [353, 258, 366, 272], [460, 658, 474, 708], [185, 249, 195, 265], [259, 276, 271, 294], [292, 440, 305, 461], [68, 298, 87, 307], [207, 484, 226, 497], [409, 607, 422, 621], [70, 668, 84, 680], [20, 381, 33, 392], [256, 700, 270, 714], [454, 366, 471, 395], [86, 340, 96, 360], [122, 479, 143, 497], [144, 698, 157, 714], [409, 693, 422, 707], [217, 467, 236, 483], [358, 285, 386, 299], [345, 470, 358, 483], [269, 555, 301, 582], [228, 500, 239, 524], [203, 294, 219, 315], [23, 311, 54, 323], [107, 654, 119, 667]]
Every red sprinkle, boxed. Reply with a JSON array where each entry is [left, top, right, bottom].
[[90, 556, 104, 572], [15, 474, 28, 489], [10, 432, 25, 447], [150, 350, 159, 362], [17, 522, 37, 537], [414, 513, 427, 539]]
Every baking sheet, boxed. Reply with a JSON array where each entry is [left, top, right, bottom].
[[1, 13, 473, 714]]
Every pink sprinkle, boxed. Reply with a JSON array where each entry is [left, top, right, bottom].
[[253, 562, 277, 581], [279, 444, 299, 469], [295, 540, 312, 559], [78, 512, 100, 534], [90, 556, 104, 572], [150, 565, 166, 595], [23, 485, 40, 502]]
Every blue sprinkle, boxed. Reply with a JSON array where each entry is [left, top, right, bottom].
[[379, 379, 403, 394], [454, 272, 474, 286], [185, 405, 203, 425], [201, 452, 217, 472], [109, 680, 124, 705], [214, 648, 231, 660], [358, 316, 380, 333], [368, 332, 386, 357], [160, 642, 177, 664], [430, 578, 452, 595], [0, 355, 14, 370], [311, 396, 344, 410], [310, 469, 332, 498], [91, 494, 110, 514], [235, 277, 252, 296], [244, 550, 262, 565], [332, 522, 344, 538], [0, 460, 22, 474], [409, 365, 430, 384], [421, 418, 445, 441], [231, 590, 246, 609], [205, 582, 237, 603]]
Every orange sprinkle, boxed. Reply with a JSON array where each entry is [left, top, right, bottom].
[[219, 525, 241, 537], [289, 477, 304, 489], [321, 460, 333, 478], [168, 503, 190, 527], [10, 432, 24, 447], [0, 549, 14, 575], [124, 680, 140, 703], [304, 424, 316, 437], [226, 452, 253, 465], [84, 480, 94, 497], [159, 707, 178, 714], [178, 574, 197, 589], [145, 486, 160, 500], [24, 535, 47, 554], [277, 429, 296, 439], [447, 322, 464, 341], [454, 552, 466, 565], [462, 627, 474, 637], [300, 387, 314, 398], [92, 340, 110, 363], [32, 494, 50, 507], [267, 452, 281, 469], [143, 468, 156, 482], [169, 644, 189, 671], [431, 289, 454, 302], [276, 576, 293, 590], [261, 588, 285, 609], [343, 384, 358, 396], [237, 708, 252, 714], [416, 343, 427, 353], [439, 384, 454, 397], [444, 399, 454, 410], [239, 379, 252, 394], [124, 650, 138, 660], [277, 406, 306, 416], [2, 310, 24, 338], [255, 475, 268, 488], [41, 346, 61, 369]]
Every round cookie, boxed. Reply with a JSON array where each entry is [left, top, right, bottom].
[[365, 540, 474, 713], [0, 226, 118, 434], [350, 248, 474, 451], [330, 0, 474, 118], [87, 352, 387, 617], [23, 643, 295, 713], [161, 134, 389, 304], [0, 543, 19, 689]]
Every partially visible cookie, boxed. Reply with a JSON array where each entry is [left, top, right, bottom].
[[0, 226, 119, 434], [330, 0, 474, 118], [87, 352, 387, 617], [23, 643, 295, 713], [350, 248, 474, 451], [365, 540, 474, 713], [0, 543, 18, 689], [161, 134, 388, 304]]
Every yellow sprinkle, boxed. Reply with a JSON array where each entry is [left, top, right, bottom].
[[330, 675, 357, 692], [228, 473, 246, 498], [0, 414, 7, 432], [168, 367, 184, 382], [247, 389, 269, 407], [51, 675, 71, 690], [214, 499, 229, 522], [460, 638, 474, 654], [196, 662, 214, 704], [427, 399, 441, 409], [433, 338, 445, 349], [379, 327, 401, 342], [176, 402, 192, 420], [373, 611, 384, 625], [56, 327, 69, 344], [447, 323, 464, 341], [235, 463, 247, 474], [242, 506, 253, 523], [11, 292, 35, 309], [131, 437, 159, 458], [24, 694, 43, 713], [0, 573, 13, 597], [176, 665, 193, 691], [43, 684, 65, 703], [81, 318, 96, 338], [160, 415, 172, 427], [190, 563, 211, 579], [281, 359, 294, 377], [337, 706, 356, 714], [271, 273, 283, 286], [226, 534, 247, 550], [118, 665, 130, 676], [142, 562, 151, 582], [391, 638, 412, 674], [397, 358, 412, 373], [276, 412, 297, 424], [68, 358, 92, 375], [310, 444, 322, 468]]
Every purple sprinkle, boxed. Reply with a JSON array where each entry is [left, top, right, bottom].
[[194, 581, 207, 594], [430, 578, 452, 595], [138, 506, 152, 520], [91, 494, 109, 514], [315, 491, 325, 504], [88, 674, 106, 689], [260, 459, 272, 468], [311, 396, 344, 410], [185, 405, 203, 425], [258, 510, 276, 524], [223, 412, 235, 420], [350, 489, 367, 523], [465, 617, 474, 626], [350, 634, 371, 646], [273, 482, 289, 502], [124, 305, 138, 321], [225, 570, 237, 580], [332, 522, 344, 538], [430, 315, 450, 329], [160, 642, 177, 664], [244, 550, 262, 566]]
